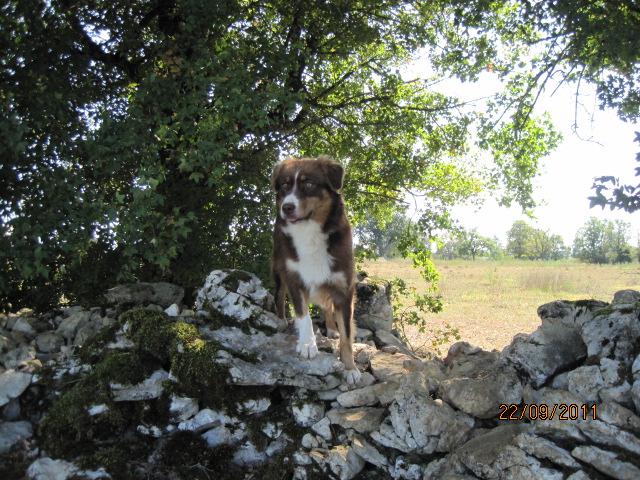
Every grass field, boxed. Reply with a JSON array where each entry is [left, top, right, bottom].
[[359, 258, 640, 356]]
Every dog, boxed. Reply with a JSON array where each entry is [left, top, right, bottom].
[[271, 155, 361, 385]]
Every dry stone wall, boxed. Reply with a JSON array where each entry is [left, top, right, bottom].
[[1, 270, 639, 480]]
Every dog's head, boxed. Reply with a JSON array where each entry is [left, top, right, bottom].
[[271, 155, 344, 224]]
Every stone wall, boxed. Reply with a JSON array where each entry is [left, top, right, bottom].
[[1, 270, 639, 479]]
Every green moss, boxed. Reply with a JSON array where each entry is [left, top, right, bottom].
[[120, 309, 176, 364], [169, 336, 229, 408], [77, 439, 150, 480], [78, 322, 119, 364], [160, 431, 244, 480], [220, 269, 254, 293], [94, 352, 146, 385], [38, 375, 128, 458], [198, 303, 239, 330]]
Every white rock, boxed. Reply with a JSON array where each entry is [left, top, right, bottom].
[[351, 434, 387, 468], [179, 408, 239, 433], [325, 445, 365, 480], [301, 433, 319, 449], [567, 365, 604, 403], [311, 417, 333, 441], [164, 303, 181, 317], [262, 422, 283, 439], [0, 370, 32, 407], [292, 401, 325, 428], [12, 317, 37, 335], [0, 421, 33, 454], [393, 456, 424, 480], [232, 440, 267, 466], [110, 369, 169, 402], [87, 404, 109, 416], [27, 457, 110, 480], [169, 395, 199, 422], [572, 445, 640, 480], [238, 397, 271, 415]]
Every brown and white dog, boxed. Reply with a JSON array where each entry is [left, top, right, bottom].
[[271, 155, 361, 385]]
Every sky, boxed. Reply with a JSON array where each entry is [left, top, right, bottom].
[[428, 73, 640, 247]]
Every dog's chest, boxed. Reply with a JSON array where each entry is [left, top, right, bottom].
[[282, 220, 337, 287]]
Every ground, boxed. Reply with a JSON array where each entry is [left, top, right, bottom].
[[360, 258, 640, 355]]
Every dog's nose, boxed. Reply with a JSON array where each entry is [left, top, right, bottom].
[[282, 203, 295, 216]]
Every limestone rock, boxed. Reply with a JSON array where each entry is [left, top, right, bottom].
[[571, 445, 640, 480], [440, 365, 522, 418], [336, 381, 398, 408], [580, 306, 640, 363], [524, 386, 588, 441], [104, 282, 184, 308], [351, 433, 388, 468], [597, 401, 640, 432], [369, 350, 415, 382], [27, 457, 110, 480], [501, 301, 593, 387], [0, 421, 32, 454], [111, 369, 169, 402], [56, 310, 91, 343], [196, 269, 285, 331], [0, 370, 32, 407], [35, 332, 65, 353], [514, 432, 581, 469], [324, 444, 366, 480], [354, 277, 393, 333], [458, 424, 563, 480], [292, 390, 326, 427], [169, 395, 199, 422], [326, 407, 386, 434], [612, 289, 640, 304], [373, 374, 474, 454], [205, 326, 344, 391]]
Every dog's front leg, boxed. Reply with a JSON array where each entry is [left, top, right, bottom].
[[288, 286, 318, 359]]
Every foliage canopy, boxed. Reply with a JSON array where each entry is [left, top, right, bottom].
[[5, 0, 637, 310]]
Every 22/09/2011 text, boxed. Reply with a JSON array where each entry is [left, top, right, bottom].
[[499, 404, 597, 421]]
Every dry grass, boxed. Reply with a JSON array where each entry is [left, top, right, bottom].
[[359, 258, 640, 356]]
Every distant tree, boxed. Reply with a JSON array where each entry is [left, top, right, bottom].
[[506, 221, 535, 259], [434, 233, 462, 261], [435, 229, 503, 260], [354, 213, 410, 259], [573, 217, 632, 264], [506, 220, 567, 260], [547, 234, 570, 261]]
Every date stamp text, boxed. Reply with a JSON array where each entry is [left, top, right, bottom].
[[499, 404, 597, 421]]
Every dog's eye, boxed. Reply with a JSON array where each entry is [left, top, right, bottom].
[[304, 181, 314, 189], [281, 182, 290, 191]]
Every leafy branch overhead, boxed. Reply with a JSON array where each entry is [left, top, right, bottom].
[[589, 131, 640, 213], [1, 0, 638, 310]]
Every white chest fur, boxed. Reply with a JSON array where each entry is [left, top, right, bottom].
[[282, 220, 345, 292]]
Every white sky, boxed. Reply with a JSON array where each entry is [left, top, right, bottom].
[[424, 72, 640, 247]]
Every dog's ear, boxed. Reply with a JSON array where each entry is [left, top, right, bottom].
[[319, 155, 344, 192], [271, 161, 285, 192]]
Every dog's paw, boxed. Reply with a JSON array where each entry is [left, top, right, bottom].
[[344, 368, 362, 386], [296, 341, 319, 360], [326, 327, 340, 339]]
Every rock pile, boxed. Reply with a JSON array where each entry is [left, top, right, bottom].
[[1, 270, 639, 480]]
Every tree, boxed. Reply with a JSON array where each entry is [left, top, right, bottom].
[[506, 220, 567, 260], [456, 229, 497, 260], [354, 213, 410, 259], [506, 221, 535, 259], [590, 132, 640, 213], [450, 1, 640, 213], [573, 217, 632, 264], [1, 0, 563, 310]]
